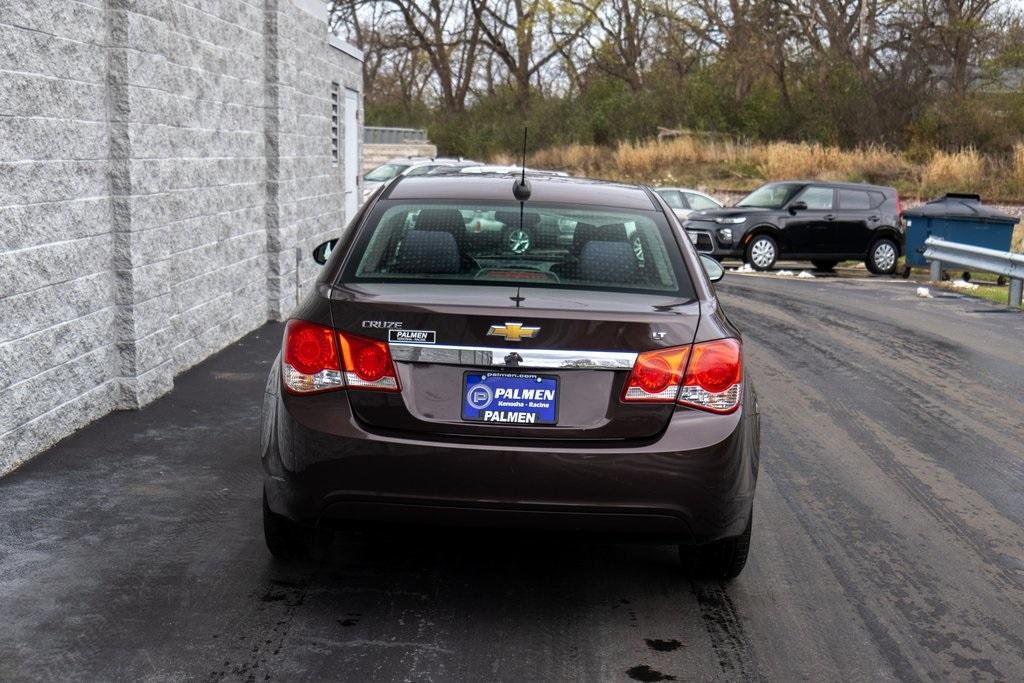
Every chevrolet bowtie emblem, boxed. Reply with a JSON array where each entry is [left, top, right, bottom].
[[487, 322, 540, 342]]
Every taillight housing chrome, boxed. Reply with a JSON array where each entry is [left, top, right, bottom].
[[281, 321, 400, 394], [622, 338, 742, 414]]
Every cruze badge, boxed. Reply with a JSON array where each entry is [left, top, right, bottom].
[[487, 322, 539, 342]]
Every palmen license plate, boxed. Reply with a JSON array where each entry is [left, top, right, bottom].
[[462, 372, 558, 425]]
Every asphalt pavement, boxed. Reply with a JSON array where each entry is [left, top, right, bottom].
[[1, 274, 1023, 682]]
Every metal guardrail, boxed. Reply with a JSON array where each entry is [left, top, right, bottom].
[[364, 127, 428, 144], [923, 236, 1024, 306]]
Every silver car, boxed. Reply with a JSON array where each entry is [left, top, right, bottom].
[[362, 157, 483, 202], [655, 187, 723, 219]]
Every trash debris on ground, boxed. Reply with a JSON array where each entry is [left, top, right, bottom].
[[797, 271, 815, 278], [916, 287, 934, 298], [776, 270, 795, 277], [732, 263, 754, 273], [950, 279, 979, 290]]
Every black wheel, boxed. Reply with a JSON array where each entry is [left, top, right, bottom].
[[811, 260, 838, 272], [680, 511, 752, 580], [866, 238, 898, 275], [263, 492, 310, 561], [745, 235, 777, 271], [503, 226, 532, 254]]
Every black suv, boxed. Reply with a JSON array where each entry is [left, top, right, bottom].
[[680, 181, 903, 273]]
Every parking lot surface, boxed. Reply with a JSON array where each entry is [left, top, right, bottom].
[[1, 276, 1023, 681]]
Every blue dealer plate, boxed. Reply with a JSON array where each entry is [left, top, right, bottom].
[[462, 372, 558, 425]]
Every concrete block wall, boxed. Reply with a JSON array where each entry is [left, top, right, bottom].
[[266, 1, 363, 320], [0, 0, 362, 475], [1, 0, 122, 473]]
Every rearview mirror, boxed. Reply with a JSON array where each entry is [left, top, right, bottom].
[[312, 239, 339, 265], [789, 200, 808, 213], [700, 254, 724, 283]]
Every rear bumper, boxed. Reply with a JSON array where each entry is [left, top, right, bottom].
[[261, 380, 759, 544]]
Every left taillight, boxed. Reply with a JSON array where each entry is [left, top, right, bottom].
[[282, 320, 343, 394], [281, 323, 402, 394], [622, 346, 690, 402]]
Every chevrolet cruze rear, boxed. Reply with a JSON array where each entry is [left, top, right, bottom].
[[261, 174, 759, 579]]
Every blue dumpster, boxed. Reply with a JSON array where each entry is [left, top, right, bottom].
[[902, 193, 1019, 269]]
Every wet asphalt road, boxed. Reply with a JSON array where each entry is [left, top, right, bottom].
[[1, 274, 1023, 682]]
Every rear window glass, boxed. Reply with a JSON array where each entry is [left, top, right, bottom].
[[838, 189, 871, 210], [657, 190, 687, 209], [686, 193, 720, 210], [341, 201, 693, 297]]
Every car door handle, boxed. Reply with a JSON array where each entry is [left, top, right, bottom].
[[823, 214, 836, 221], [868, 215, 880, 221]]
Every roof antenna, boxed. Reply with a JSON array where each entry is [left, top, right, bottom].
[[512, 127, 531, 201]]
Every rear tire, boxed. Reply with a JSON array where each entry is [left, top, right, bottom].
[[680, 511, 752, 580], [811, 260, 838, 272], [745, 235, 777, 271], [263, 492, 310, 561], [866, 238, 898, 275]]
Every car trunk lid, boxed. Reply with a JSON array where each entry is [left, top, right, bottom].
[[329, 283, 700, 441]]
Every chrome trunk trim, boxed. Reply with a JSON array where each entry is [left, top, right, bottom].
[[388, 343, 637, 370]]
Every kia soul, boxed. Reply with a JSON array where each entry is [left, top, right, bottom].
[[261, 173, 760, 579]]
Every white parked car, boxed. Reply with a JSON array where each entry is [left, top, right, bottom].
[[655, 187, 723, 219], [457, 165, 570, 177], [362, 157, 482, 201]]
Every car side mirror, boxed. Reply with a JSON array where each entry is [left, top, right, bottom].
[[312, 239, 339, 265], [699, 254, 724, 283], [789, 200, 807, 213]]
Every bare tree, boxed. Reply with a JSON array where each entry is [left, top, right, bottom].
[[470, 0, 595, 109]]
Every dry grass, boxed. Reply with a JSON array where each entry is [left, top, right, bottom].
[[1014, 143, 1024, 186], [523, 135, 1024, 206], [919, 149, 985, 196]]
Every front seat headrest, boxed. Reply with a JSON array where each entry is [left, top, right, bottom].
[[395, 231, 460, 274], [578, 240, 638, 283]]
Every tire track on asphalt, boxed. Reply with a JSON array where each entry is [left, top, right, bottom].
[[724, 287, 1024, 565], [691, 581, 759, 681], [721, 282, 1024, 679]]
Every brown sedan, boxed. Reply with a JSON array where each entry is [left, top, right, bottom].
[[260, 172, 760, 578]]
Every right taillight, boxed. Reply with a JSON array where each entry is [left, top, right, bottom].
[[677, 338, 742, 414]]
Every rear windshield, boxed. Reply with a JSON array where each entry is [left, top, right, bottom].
[[340, 201, 693, 297]]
